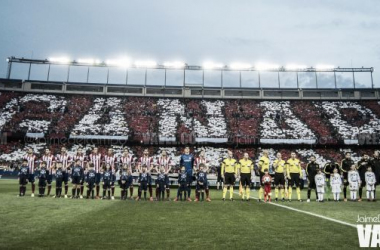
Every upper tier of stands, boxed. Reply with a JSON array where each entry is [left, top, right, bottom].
[[0, 91, 379, 145]]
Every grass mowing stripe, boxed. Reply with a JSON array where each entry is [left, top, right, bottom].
[[234, 191, 357, 229]]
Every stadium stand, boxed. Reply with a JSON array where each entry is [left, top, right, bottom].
[[71, 97, 129, 138], [260, 101, 316, 142], [157, 98, 227, 142], [224, 99, 262, 144], [362, 101, 380, 117], [316, 101, 380, 142], [291, 101, 338, 144], [0, 91, 19, 109], [1, 93, 380, 142], [0, 95, 18, 131], [124, 97, 158, 142], [50, 95, 93, 138], [1, 91, 380, 172]]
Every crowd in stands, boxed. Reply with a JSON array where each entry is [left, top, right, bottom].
[[157, 98, 228, 140], [362, 101, 380, 118], [1, 92, 380, 144], [291, 101, 338, 144], [124, 97, 158, 142], [315, 148, 343, 163], [71, 97, 129, 137], [0, 141, 20, 154], [0, 95, 18, 131], [224, 100, 262, 143], [0, 143, 46, 163], [0, 92, 19, 109], [50, 96, 93, 138], [197, 100, 227, 138], [260, 101, 316, 140], [1, 94, 66, 134], [316, 101, 380, 140], [157, 99, 183, 140]]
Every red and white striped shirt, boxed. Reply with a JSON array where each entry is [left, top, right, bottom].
[[195, 157, 208, 170], [56, 153, 72, 171], [139, 156, 153, 171], [104, 154, 117, 171], [89, 153, 102, 173], [41, 154, 55, 174], [24, 154, 37, 174], [157, 156, 172, 173], [120, 154, 133, 170], [73, 154, 87, 168]]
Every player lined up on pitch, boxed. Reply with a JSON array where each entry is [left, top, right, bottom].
[[15, 146, 380, 203]]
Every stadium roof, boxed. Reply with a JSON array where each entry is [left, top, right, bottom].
[[5, 57, 375, 90]]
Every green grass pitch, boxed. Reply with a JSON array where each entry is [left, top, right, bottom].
[[0, 180, 378, 250]]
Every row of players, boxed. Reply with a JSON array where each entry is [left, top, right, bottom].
[[18, 160, 211, 201], [16, 146, 380, 202], [18, 146, 209, 201]]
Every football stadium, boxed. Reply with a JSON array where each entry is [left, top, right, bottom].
[[1, 1, 380, 249]]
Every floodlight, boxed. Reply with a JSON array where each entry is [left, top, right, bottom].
[[163, 61, 186, 68], [48, 57, 71, 64], [203, 62, 224, 69], [105, 58, 131, 68], [229, 63, 252, 70], [77, 58, 99, 64], [135, 60, 157, 67], [255, 63, 280, 71], [285, 64, 308, 70]]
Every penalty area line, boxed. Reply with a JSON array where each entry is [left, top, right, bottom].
[[233, 191, 357, 229]]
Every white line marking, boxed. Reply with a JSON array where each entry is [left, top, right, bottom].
[[233, 191, 357, 229]]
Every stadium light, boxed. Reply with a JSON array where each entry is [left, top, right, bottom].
[[105, 58, 131, 68], [134, 60, 157, 68], [48, 57, 71, 64], [285, 64, 308, 70], [163, 61, 186, 68], [229, 63, 252, 70], [6, 58, 9, 62], [202, 62, 225, 69], [315, 64, 335, 70], [77, 58, 102, 64], [254, 63, 280, 71]]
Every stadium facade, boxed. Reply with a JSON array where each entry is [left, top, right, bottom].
[[2, 57, 377, 100]]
